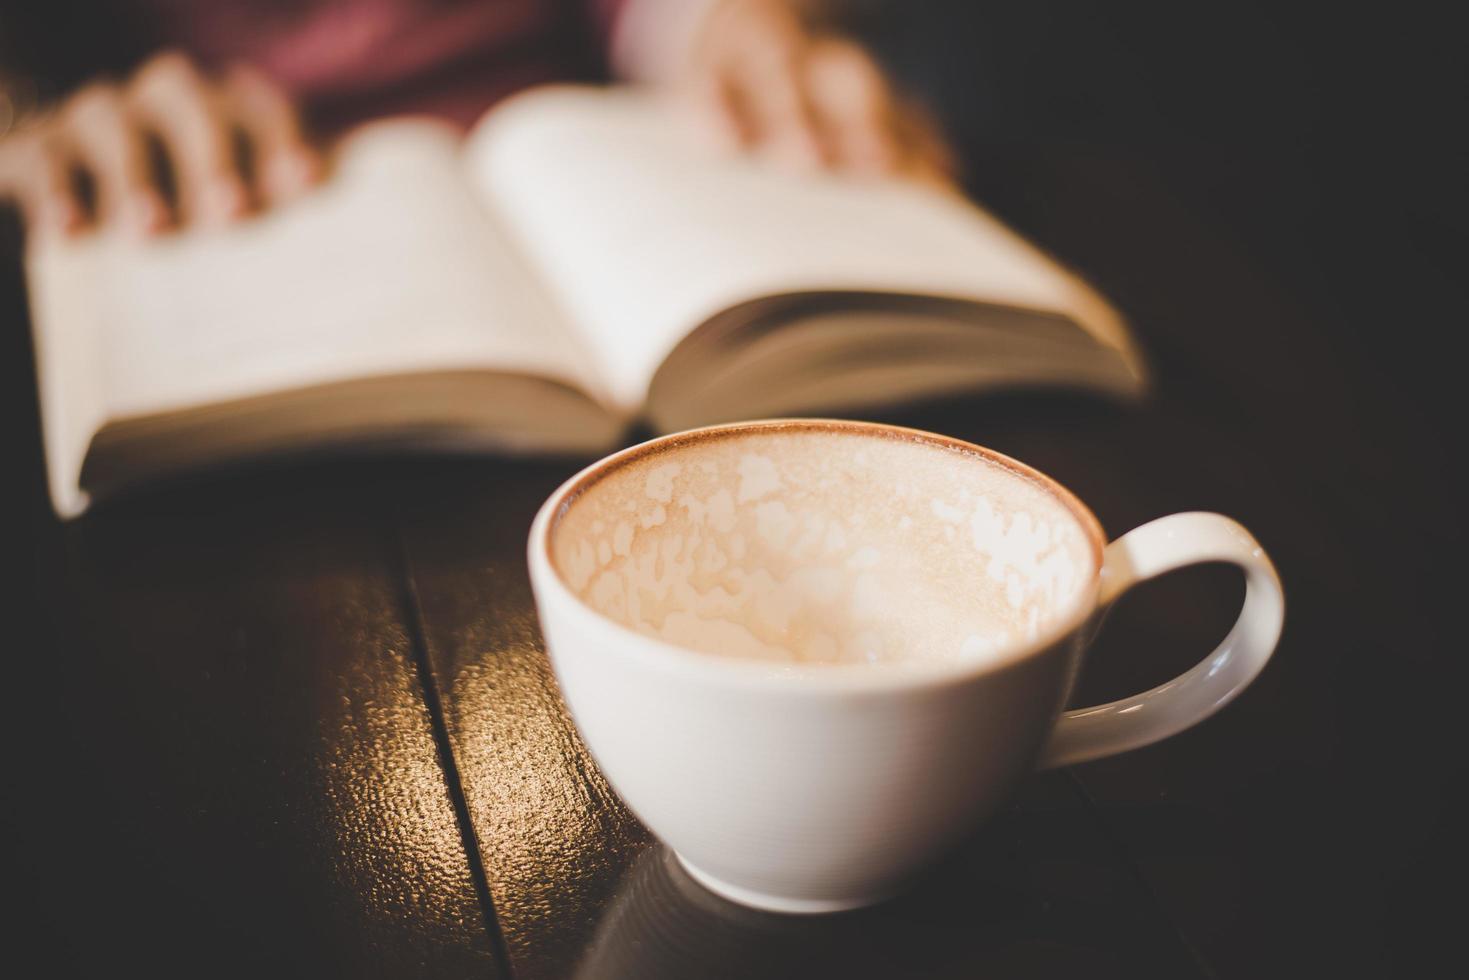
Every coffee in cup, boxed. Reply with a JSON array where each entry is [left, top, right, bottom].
[[529, 420, 1283, 913]]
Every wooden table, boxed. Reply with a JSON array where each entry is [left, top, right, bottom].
[[2, 138, 1455, 977]]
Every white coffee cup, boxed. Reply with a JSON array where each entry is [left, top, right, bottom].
[[528, 420, 1283, 914]]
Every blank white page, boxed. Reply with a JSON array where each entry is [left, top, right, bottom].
[[465, 86, 1137, 412]]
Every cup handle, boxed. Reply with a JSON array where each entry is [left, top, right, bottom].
[[1037, 512, 1284, 769]]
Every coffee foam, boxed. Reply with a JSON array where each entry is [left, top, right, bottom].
[[551, 428, 1094, 667]]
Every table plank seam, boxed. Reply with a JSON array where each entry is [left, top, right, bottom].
[[390, 520, 518, 980]]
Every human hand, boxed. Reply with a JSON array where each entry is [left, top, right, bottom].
[[681, 0, 953, 184], [0, 52, 319, 239]]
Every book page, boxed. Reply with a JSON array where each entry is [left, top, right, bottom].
[[464, 85, 1139, 412], [29, 118, 603, 427]]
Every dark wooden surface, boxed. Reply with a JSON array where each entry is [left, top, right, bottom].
[[3, 11, 1460, 973]]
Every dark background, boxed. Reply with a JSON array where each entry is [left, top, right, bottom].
[[895, 4, 1465, 969], [4, 1, 1462, 976]]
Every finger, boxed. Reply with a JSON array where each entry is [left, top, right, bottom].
[[221, 64, 319, 206], [61, 84, 169, 234], [128, 52, 247, 226], [894, 105, 959, 188], [683, 68, 753, 153], [0, 132, 85, 236], [804, 40, 903, 175], [734, 44, 828, 170]]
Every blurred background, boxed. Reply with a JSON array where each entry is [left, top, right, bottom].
[[2, 1, 1461, 976], [4, 0, 1458, 423]]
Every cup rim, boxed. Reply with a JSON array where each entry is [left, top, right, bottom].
[[528, 419, 1106, 692]]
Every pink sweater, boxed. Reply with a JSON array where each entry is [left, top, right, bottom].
[[135, 0, 633, 129]]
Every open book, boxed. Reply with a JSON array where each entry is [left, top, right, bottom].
[[25, 85, 1145, 519]]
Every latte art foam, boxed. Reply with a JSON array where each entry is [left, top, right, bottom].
[[552, 429, 1094, 666]]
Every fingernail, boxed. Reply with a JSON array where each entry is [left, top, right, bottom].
[[207, 178, 248, 224], [267, 151, 318, 197], [765, 134, 823, 174], [50, 199, 83, 236], [852, 139, 899, 177], [702, 114, 744, 154], [131, 193, 168, 236], [293, 151, 321, 185]]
